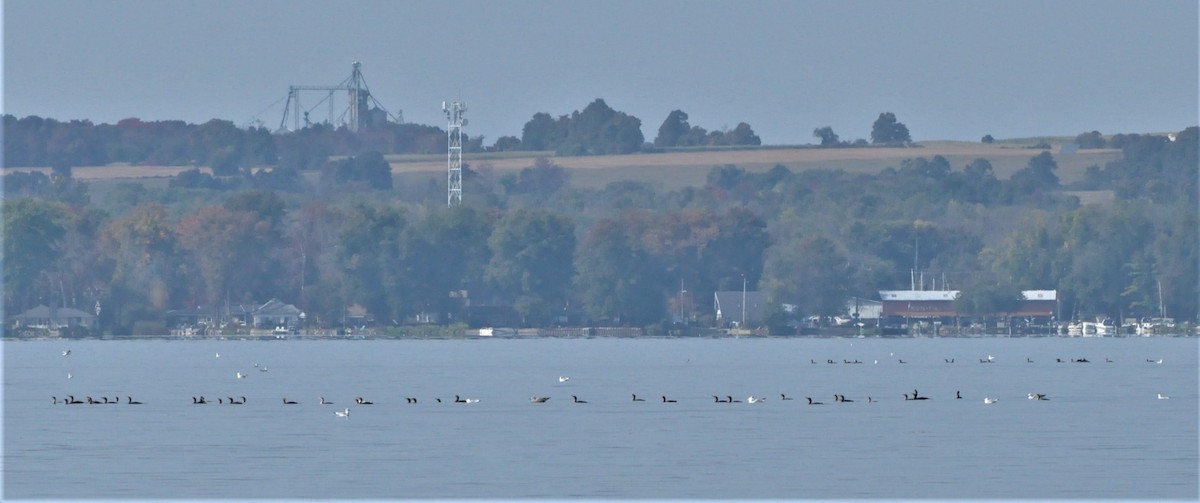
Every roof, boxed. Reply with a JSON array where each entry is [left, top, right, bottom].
[[879, 290, 960, 302], [255, 298, 301, 317], [1021, 290, 1057, 301], [880, 290, 1056, 302], [13, 304, 96, 319]]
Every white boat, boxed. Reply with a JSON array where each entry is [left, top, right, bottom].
[[1136, 318, 1176, 336], [1067, 318, 1114, 337]]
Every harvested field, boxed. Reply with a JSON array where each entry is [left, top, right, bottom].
[[4, 142, 1121, 191], [395, 142, 1121, 189], [2, 164, 203, 180]]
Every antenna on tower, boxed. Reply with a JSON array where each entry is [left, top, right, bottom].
[[444, 101, 467, 206]]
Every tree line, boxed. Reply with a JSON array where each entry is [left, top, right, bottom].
[[2, 98, 778, 172], [3, 111, 1195, 334], [3, 102, 916, 175]]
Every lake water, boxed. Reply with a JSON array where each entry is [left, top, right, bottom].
[[3, 336, 1197, 501]]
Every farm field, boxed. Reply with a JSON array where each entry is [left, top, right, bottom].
[[4, 141, 1122, 192], [392, 141, 1121, 190]]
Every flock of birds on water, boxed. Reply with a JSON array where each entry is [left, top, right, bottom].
[[49, 349, 1176, 416]]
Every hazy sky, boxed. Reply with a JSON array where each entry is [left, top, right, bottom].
[[3, 1, 1197, 145]]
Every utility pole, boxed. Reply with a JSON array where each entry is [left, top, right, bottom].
[[741, 275, 747, 328]]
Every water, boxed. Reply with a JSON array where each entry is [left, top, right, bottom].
[[4, 337, 1197, 500]]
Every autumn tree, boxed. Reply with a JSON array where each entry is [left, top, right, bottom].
[[100, 203, 182, 331], [177, 204, 282, 307], [574, 214, 668, 325]]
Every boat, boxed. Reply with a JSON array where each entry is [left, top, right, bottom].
[[1136, 317, 1176, 336]]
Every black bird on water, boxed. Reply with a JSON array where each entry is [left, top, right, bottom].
[[905, 389, 929, 401]]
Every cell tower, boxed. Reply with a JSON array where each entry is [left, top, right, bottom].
[[444, 101, 467, 206]]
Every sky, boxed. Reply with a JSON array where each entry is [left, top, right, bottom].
[[2, 1, 1197, 146]]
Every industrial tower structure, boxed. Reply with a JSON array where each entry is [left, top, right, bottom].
[[278, 62, 401, 133], [444, 101, 467, 206]]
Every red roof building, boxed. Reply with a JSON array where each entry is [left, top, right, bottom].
[[879, 290, 1057, 318]]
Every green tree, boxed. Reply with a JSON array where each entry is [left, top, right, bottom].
[[3, 171, 52, 198], [899, 156, 950, 180], [485, 209, 576, 325], [813, 126, 840, 146], [319, 151, 393, 190], [281, 202, 346, 327], [1150, 206, 1198, 321], [561, 99, 644, 155], [190, 119, 246, 175], [520, 112, 566, 151], [504, 157, 569, 195], [981, 215, 1057, 291], [1120, 252, 1159, 317], [401, 206, 493, 322], [655, 110, 691, 147], [870, 112, 911, 145], [724, 122, 761, 146], [954, 279, 1023, 317], [1007, 151, 1059, 198], [336, 204, 408, 324], [2, 199, 66, 313], [762, 235, 852, 317], [1074, 131, 1106, 149], [493, 135, 522, 151]]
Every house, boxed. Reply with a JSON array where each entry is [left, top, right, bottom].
[[714, 290, 765, 328], [252, 298, 302, 329], [843, 297, 882, 323], [12, 304, 98, 331], [165, 306, 219, 328]]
